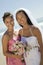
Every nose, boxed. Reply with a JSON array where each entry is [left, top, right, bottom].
[[19, 17, 23, 22], [20, 18, 24, 23]]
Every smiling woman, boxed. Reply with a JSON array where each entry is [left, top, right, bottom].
[[2, 12, 26, 65], [15, 8, 43, 65]]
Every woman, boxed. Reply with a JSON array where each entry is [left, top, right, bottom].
[[2, 12, 25, 65], [15, 8, 43, 65]]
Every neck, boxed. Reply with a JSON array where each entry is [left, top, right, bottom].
[[7, 29, 14, 36], [23, 23, 33, 30], [23, 23, 29, 29]]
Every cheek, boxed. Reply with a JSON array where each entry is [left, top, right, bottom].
[[5, 23, 9, 27], [17, 19, 21, 24], [6, 23, 12, 29], [10, 21, 14, 26], [22, 17, 26, 22]]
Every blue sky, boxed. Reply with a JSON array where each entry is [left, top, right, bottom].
[[0, 0, 43, 31], [0, 0, 43, 21]]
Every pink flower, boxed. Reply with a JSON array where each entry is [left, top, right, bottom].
[[8, 38, 25, 55]]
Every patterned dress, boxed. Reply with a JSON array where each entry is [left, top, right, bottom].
[[6, 36, 26, 65]]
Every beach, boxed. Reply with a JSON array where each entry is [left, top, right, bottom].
[[0, 27, 43, 65], [0, 35, 6, 65]]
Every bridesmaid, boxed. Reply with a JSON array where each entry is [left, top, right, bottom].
[[2, 12, 26, 65]]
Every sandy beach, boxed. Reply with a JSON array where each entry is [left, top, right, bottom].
[[0, 43, 6, 65], [0, 35, 6, 65]]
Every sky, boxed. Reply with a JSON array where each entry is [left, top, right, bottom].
[[0, 0, 43, 31], [0, 0, 43, 20]]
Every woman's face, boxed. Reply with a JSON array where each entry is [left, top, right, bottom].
[[16, 12, 27, 27], [5, 16, 14, 31]]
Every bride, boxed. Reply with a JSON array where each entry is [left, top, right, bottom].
[[15, 8, 43, 65]]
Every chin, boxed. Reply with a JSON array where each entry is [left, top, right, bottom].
[[9, 29, 13, 32]]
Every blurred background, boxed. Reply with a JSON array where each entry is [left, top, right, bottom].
[[0, 0, 43, 65]]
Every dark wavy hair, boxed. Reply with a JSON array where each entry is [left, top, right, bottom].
[[16, 10, 33, 27], [2, 12, 13, 23]]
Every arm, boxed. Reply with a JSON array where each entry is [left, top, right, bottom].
[[2, 34, 22, 59], [35, 28, 43, 65]]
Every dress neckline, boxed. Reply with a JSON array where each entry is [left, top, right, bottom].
[[21, 35, 37, 39]]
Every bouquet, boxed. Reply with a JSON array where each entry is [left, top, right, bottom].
[[8, 34, 27, 62], [9, 40, 25, 55], [8, 34, 32, 62]]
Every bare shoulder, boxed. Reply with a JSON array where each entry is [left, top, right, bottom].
[[33, 27, 42, 44], [2, 32, 9, 42], [33, 27, 41, 36]]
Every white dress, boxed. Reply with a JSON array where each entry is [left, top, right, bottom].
[[21, 36, 41, 65]]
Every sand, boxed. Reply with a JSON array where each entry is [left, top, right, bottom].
[[0, 45, 6, 65]]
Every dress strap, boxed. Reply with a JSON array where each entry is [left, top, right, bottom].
[[29, 27, 34, 36], [21, 26, 34, 36]]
